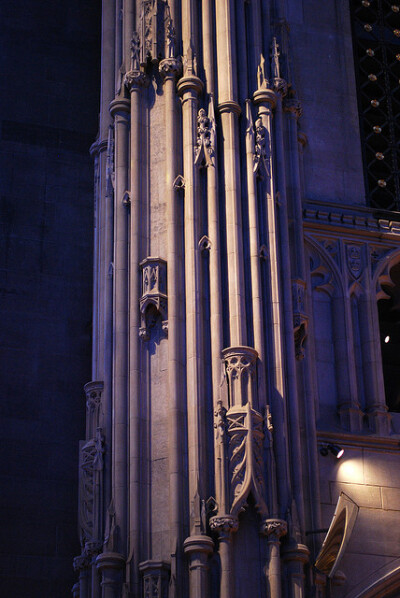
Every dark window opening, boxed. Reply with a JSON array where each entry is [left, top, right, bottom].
[[350, 0, 400, 211], [378, 262, 400, 412]]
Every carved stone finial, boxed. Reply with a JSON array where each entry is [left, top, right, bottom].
[[257, 53, 269, 90], [166, 15, 175, 58], [271, 38, 280, 79], [183, 44, 198, 77], [270, 37, 288, 96]]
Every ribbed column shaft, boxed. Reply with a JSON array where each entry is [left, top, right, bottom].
[[128, 79, 144, 595], [215, 0, 246, 347]]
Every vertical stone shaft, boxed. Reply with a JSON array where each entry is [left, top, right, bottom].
[[274, 94, 304, 528], [159, 55, 183, 596], [215, 0, 246, 347], [245, 101, 267, 403], [101, 0, 117, 522], [109, 98, 130, 557], [201, 0, 215, 94], [178, 70, 204, 531], [253, 92, 287, 516], [359, 289, 390, 434], [285, 105, 305, 280], [127, 74, 145, 594], [123, 0, 134, 72]]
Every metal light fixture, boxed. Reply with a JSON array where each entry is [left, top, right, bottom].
[[320, 444, 344, 459]]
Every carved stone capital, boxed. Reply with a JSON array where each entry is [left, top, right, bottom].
[[273, 77, 288, 96], [124, 70, 148, 91], [261, 518, 288, 540], [159, 57, 182, 79], [284, 98, 302, 119], [73, 552, 91, 571], [209, 515, 239, 535]]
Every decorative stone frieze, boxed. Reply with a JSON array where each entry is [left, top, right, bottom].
[[226, 402, 268, 518], [139, 560, 170, 598], [222, 346, 258, 408], [139, 257, 168, 340]]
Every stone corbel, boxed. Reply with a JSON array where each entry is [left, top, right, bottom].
[[139, 257, 168, 340]]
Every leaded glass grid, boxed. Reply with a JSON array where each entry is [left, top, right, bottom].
[[350, 0, 400, 211]]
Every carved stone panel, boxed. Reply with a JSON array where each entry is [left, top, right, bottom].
[[78, 428, 104, 549], [139, 560, 170, 598], [226, 402, 268, 519], [222, 346, 258, 408]]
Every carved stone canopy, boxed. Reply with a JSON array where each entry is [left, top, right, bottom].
[[139, 257, 168, 340]]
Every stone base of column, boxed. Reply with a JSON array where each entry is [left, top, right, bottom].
[[183, 535, 214, 598], [282, 543, 310, 598], [96, 552, 125, 598], [367, 408, 391, 436], [338, 406, 363, 433]]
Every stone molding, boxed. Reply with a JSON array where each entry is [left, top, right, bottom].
[[303, 204, 400, 237], [183, 535, 214, 555]]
